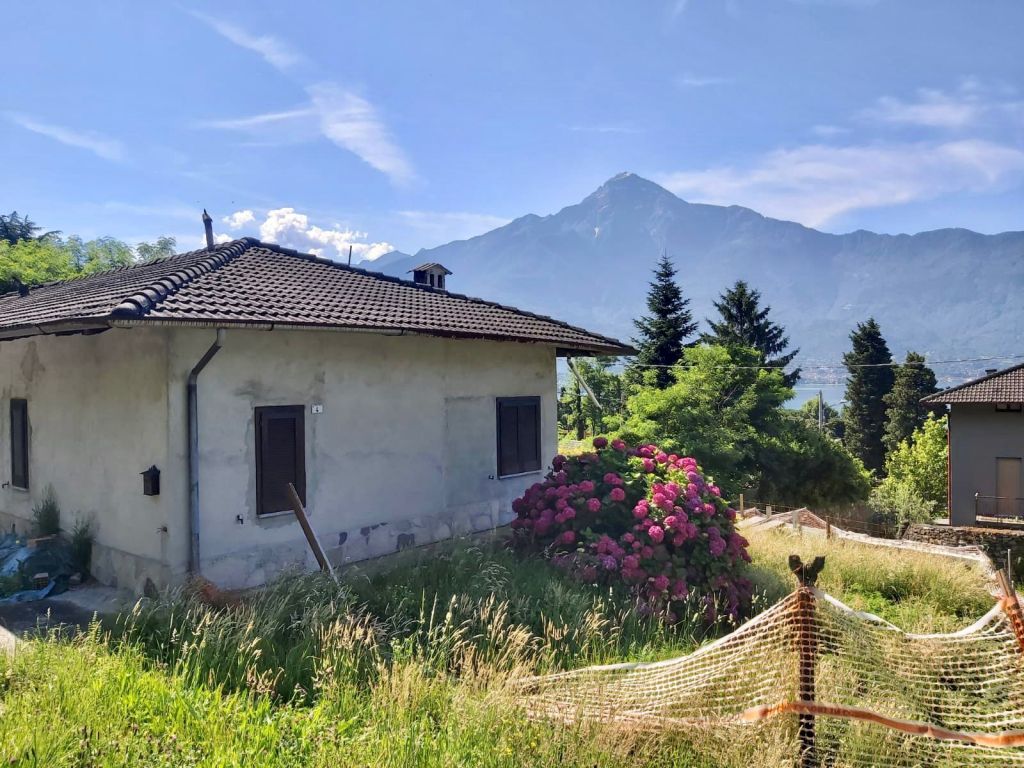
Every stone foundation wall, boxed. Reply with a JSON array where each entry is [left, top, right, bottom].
[[903, 523, 1024, 571]]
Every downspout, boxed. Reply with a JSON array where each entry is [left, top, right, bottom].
[[188, 329, 225, 574]]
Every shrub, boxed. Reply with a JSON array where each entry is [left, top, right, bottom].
[[884, 415, 948, 510], [69, 516, 95, 577], [510, 437, 752, 623], [31, 485, 60, 536], [867, 478, 936, 533]]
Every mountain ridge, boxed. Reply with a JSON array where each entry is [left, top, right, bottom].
[[376, 173, 1024, 384]]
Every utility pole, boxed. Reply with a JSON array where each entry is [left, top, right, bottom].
[[817, 390, 825, 432]]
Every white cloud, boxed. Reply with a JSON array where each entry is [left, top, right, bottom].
[[862, 80, 1024, 129], [396, 210, 510, 245], [676, 73, 730, 88], [223, 210, 256, 229], [811, 124, 849, 137], [240, 207, 395, 262], [5, 112, 124, 161], [658, 139, 1024, 228], [306, 83, 415, 186], [197, 86, 415, 185], [188, 10, 305, 72]]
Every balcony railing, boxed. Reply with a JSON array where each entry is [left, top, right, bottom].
[[975, 494, 1024, 521]]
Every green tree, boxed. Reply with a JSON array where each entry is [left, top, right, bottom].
[[0, 239, 78, 292], [0, 211, 59, 245], [616, 345, 792, 492], [626, 254, 696, 389], [135, 236, 178, 262], [882, 351, 938, 453], [700, 280, 800, 386], [558, 358, 624, 438], [796, 397, 844, 440], [884, 415, 948, 510], [842, 318, 895, 474]]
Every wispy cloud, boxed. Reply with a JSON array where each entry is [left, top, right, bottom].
[[811, 124, 849, 137], [658, 139, 1024, 228], [862, 80, 1024, 129], [306, 83, 415, 186], [676, 73, 731, 88], [188, 10, 305, 72], [5, 112, 124, 161], [567, 121, 643, 135]]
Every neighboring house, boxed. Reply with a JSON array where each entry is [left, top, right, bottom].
[[923, 364, 1024, 526], [0, 237, 631, 591]]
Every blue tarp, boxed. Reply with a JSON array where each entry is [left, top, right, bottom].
[[0, 533, 74, 605]]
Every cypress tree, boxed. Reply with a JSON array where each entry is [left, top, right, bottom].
[[842, 318, 895, 473], [627, 253, 696, 389], [700, 280, 801, 386], [882, 351, 938, 453]]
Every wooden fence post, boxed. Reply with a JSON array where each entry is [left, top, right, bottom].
[[789, 555, 825, 768], [997, 569, 1024, 654]]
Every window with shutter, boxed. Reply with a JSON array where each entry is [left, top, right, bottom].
[[10, 399, 28, 490], [255, 406, 306, 515], [496, 397, 541, 477]]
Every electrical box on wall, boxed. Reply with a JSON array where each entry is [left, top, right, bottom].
[[311, 404, 324, 414], [141, 465, 161, 496]]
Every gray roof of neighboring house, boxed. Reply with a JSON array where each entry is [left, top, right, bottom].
[[922, 362, 1024, 404], [409, 262, 452, 275], [0, 238, 633, 356]]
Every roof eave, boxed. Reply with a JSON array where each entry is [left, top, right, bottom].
[[0, 319, 112, 342]]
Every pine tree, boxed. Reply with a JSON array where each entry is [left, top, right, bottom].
[[627, 254, 696, 389], [882, 351, 938, 453], [700, 280, 800, 386], [842, 318, 895, 474]]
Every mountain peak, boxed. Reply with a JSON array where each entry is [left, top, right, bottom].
[[588, 172, 679, 205]]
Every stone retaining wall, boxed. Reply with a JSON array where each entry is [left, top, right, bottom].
[[903, 523, 1024, 572]]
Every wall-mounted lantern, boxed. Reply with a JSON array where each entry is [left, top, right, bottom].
[[141, 465, 161, 496]]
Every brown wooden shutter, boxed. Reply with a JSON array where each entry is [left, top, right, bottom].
[[255, 406, 305, 515], [496, 397, 541, 476], [10, 399, 28, 490]]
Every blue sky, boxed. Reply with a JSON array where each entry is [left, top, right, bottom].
[[2, 1, 1021, 261]]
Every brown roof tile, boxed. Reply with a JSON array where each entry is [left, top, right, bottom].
[[922, 362, 1024, 404], [0, 238, 633, 355]]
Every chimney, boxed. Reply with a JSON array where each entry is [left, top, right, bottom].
[[408, 263, 452, 290], [202, 209, 215, 251]]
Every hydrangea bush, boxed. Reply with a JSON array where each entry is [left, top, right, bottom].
[[510, 437, 752, 623]]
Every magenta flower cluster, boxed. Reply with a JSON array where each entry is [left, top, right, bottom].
[[511, 437, 752, 623]]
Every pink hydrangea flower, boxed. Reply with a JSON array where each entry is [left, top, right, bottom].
[[652, 574, 670, 592], [642, 458, 656, 473], [647, 525, 665, 544], [610, 487, 626, 502], [586, 497, 602, 513], [611, 439, 627, 452]]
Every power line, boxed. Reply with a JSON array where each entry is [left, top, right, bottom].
[[599, 353, 1024, 371]]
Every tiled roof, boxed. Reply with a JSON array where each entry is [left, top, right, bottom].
[[922, 362, 1024, 404], [0, 238, 633, 355], [409, 262, 452, 274]]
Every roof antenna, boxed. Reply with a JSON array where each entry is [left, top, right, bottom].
[[202, 210, 215, 251], [347, 244, 353, 266]]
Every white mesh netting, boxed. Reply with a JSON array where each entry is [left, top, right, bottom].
[[520, 586, 1024, 767]]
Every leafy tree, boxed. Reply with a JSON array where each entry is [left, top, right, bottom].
[[135, 236, 177, 262], [701, 280, 800, 386], [868, 480, 936, 533], [558, 358, 624, 438], [0, 211, 59, 245], [796, 397, 844, 440], [882, 351, 938, 453], [626, 254, 696, 389], [0, 239, 78, 292], [884, 415, 948, 510], [757, 417, 871, 507], [616, 345, 792, 493], [842, 318, 894, 474]]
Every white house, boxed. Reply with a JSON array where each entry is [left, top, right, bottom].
[[0, 237, 631, 592]]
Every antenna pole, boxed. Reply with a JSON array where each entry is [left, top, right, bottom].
[[347, 244, 353, 266]]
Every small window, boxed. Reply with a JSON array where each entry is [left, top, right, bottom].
[[255, 406, 306, 515], [437, 274, 445, 290], [996, 403, 1023, 412], [10, 399, 28, 490], [496, 397, 541, 477]]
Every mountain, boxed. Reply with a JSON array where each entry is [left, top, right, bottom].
[[377, 173, 1024, 386]]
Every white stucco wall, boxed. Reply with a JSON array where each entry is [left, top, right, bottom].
[[0, 328, 181, 591], [166, 327, 557, 589], [949, 405, 1024, 526], [1, 325, 558, 591]]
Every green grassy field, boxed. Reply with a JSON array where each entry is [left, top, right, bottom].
[[0, 531, 997, 766]]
